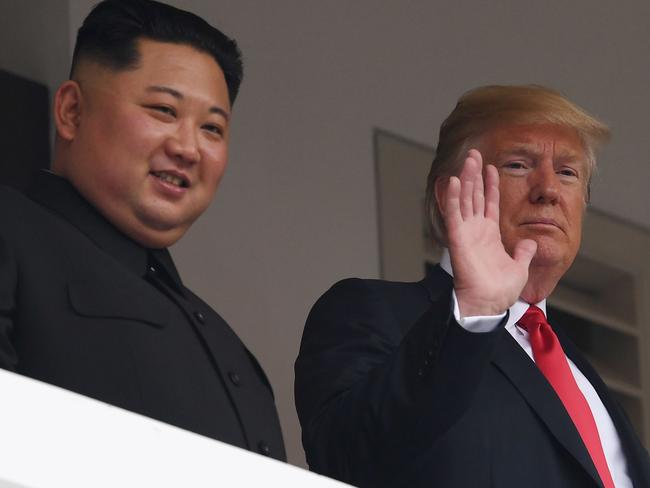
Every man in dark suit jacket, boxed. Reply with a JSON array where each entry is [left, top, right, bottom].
[[295, 85, 650, 486], [0, 0, 284, 460]]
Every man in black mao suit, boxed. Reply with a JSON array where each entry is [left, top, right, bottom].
[[0, 0, 284, 460], [295, 85, 650, 486]]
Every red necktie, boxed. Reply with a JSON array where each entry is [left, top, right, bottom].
[[518, 305, 615, 488]]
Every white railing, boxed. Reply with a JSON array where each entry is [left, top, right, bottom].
[[0, 369, 349, 488]]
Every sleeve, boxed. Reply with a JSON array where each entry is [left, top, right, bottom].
[[0, 232, 18, 371], [451, 289, 506, 333], [294, 278, 507, 486]]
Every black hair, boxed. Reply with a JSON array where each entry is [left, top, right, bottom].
[[71, 0, 243, 104]]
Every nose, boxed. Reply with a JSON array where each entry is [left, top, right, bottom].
[[529, 162, 559, 204], [165, 121, 200, 166]]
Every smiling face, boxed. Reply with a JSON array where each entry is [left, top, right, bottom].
[[53, 38, 231, 248], [479, 123, 588, 274]]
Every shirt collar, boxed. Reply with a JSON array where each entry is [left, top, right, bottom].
[[25, 170, 184, 292], [439, 247, 547, 327]]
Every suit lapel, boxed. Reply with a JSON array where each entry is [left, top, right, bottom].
[[556, 325, 650, 487], [491, 332, 604, 487], [421, 264, 635, 486]]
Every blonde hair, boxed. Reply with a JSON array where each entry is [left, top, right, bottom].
[[425, 84, 610, 245]]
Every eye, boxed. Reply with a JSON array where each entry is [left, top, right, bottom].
[[202, 123, 224, 138], [557, 167, 579, 179], [500, 160, 530, 173], [147, 105, 176, 118], [504, 160, 527, 169]]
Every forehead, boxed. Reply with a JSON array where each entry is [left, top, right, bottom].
[[134, 39, 225, 90], [479, 123, 587, 160]]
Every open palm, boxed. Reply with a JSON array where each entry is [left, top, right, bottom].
[[444, 150, 537, 317]]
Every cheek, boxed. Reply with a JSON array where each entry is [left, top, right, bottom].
[[93, 119, 161, 190], [496, 204, 525, 256], [567, 210, 584, 245], [497, 193, 520, 230], [119, 113, 166, 155], [565, 193, 586, 235], [497, 207, 519, 252], [201, 149, 228, 186], [497, 178, 525, 205], [497, 183, 528, 226]]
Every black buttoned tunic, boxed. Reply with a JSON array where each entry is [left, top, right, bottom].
[[0, 171, 285, 460]]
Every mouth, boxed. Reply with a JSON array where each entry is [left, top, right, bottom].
[[521, 218, 562, 230], [150, 171, 189, 188]]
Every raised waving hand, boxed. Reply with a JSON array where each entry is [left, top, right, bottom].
[[442, 150, 537, 317]]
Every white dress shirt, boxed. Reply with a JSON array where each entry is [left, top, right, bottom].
[[439, 249, 631, 487]]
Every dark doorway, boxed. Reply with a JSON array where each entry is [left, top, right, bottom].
[[0, 69, 50, 190]]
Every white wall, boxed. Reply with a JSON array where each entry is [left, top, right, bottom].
[[0, 0, 69, 94], [4, 0, 650, 467]]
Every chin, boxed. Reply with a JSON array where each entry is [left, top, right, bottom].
[[125, 215, 190, 248], [525, 233, 570, 263], [530, 247, 575, 271], [530, 254, 563, 268], [137, 207, 196, 235], [132, 228, 185, 249]]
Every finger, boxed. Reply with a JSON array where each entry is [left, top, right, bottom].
[[467, 148, 483, 164], [460, 176, 474, 220], [445, 176, 462, 231], [470, 151, 485, 216], [484, 164, 500, 222], [459, 155, 477, 219], [459, 150, 479, 182], [513, 238, 538, 268]]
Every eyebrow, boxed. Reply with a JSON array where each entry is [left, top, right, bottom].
[[146, 85, 230, 121], [496, 144, 580, 161], [495, 144, 541, 158]]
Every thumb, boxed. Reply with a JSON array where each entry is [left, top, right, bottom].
[[513, 239, 537, 268]]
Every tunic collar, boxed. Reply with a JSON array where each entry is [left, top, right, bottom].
[[25, 170, 184, 293]]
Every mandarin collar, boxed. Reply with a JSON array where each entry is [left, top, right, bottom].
[[25, 170, 184, 292]]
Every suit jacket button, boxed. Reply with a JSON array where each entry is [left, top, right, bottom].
[[417, 368, 424, 377], [228, 371, 241, 386], [258, 441, 270, 456], [194, 311, 206, 324]]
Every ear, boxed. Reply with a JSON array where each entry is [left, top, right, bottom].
[[433, 176, 449, 217], [54, 80, 83, 141]]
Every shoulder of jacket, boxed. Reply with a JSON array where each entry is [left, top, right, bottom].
[[309, 277, 429, 320], [0, 185, 55, 240]]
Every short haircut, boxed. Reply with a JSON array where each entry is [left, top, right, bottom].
[[71, 0, 243, 105], [425, 84, 610, 246]]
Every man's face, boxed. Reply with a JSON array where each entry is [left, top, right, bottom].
[[479, 123, 589, 273], [57, 39, 231, 247]]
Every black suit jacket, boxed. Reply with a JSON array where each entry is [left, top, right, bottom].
[[0, 172, 285, 460], [295, 267, 650, 487]]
